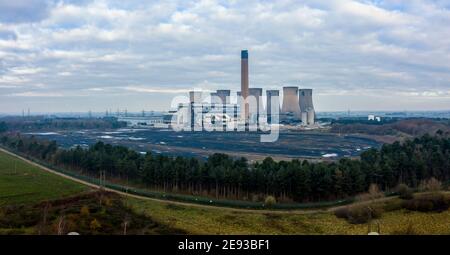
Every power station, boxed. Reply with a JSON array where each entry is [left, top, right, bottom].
[[121, 50, 316, 129], [182, 50, 315, 129]]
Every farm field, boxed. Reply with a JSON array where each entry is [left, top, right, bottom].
[[0, 150, 88, 206]]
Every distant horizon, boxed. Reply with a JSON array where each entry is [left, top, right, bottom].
[[2, 109, 450, 116]]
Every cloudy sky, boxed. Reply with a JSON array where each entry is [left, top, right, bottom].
[[1, 0, 450, 113]]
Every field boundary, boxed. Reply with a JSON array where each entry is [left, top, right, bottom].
[[0, 146, 363, 213]]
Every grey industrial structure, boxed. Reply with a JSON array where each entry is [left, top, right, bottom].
[[184, 50, 315, 128], [120, 50, 315, 128]]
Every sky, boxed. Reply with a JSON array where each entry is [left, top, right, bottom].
[[0, 0, 450, 113]]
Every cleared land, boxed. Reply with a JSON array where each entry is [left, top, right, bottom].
[[1, 149, 449, 235], [0, 150, 88, 206], [27, 129, 380, 160]]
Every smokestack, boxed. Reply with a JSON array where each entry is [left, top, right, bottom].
[[281, 86, 301, 117], [240, 50, 249, 122]]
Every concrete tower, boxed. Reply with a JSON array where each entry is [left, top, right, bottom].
[[237, 91, 242, 107], [216, 90, 230, 105], [248, 88, 263, 123], [281, 86, 301, 117], [266, 90, 280, 123], [240, 50, 249, 122], [189, 91, 202, 103], [210, 92, 220, 104], [299, 89, 315, 125]]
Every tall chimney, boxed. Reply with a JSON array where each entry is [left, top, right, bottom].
[[240, 50, 249, 122]]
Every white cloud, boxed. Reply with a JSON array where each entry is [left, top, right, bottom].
[[0, 0, 449, 112], [9, 91, 63, 97], [123, 85, 191, 94]]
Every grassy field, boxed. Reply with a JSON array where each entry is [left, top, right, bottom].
[[0, 150, 88, 206], [127, 197, 450, 235]]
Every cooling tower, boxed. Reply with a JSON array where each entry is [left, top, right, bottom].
[[281, 86, 301, 116], [266, 90, 280, 124], [210, 92, 221, 104], [266, 90, 279, 115], [301, 112, 308, 125], [240, 50, 249, 122], [216, 90, 230, 104], [299, 89, 315, 125], [307, 109, 315, 125], [237, 91, 242, 107], [298, 89, 314, 112], [248, 88, 263, 122]]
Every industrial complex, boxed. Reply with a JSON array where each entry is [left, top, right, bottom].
[[119, 50, 316, 130]]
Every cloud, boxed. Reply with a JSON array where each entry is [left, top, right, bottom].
[[0, 0, 450, 112], [8, 91, 63, 97], [123, 86, 192, 94]]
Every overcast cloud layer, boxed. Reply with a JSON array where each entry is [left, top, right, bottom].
[[0, 0, 450, 113]]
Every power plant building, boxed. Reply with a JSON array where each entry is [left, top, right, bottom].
[[240, 50, 249, 123], [170, 50, 317, 130], [281, 86, 301, 117], [216, 90, 231, 105], [299, 89, 315, 125], [266, 90, 280, 123], [248, 88, 263, 123]]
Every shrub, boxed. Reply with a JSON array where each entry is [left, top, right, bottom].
[[334, 204, 383, 224], [334, 207, 349, 219], [402, 192, 450, 212], [419, 178, 442, 192], [80, 205, 90, 217], [264, 196, 276, 208], [397, 184, 413, 200], [89, 218, 101, 231], [356, 184, 384, 202]]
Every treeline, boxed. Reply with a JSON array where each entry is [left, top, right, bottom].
[[0, 122, 7, 133], [330, 118, 450, 137], [0, 117, 126, 131], [1, 133, 449, 203]]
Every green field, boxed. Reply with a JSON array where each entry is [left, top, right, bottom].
[[0, 150, 88, 206]]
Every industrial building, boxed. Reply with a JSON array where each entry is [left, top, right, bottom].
[[178, 50, 316, 129], [122, 50, 316, 130], [298, 89, 315, 125]]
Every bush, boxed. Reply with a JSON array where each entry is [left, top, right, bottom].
[[419, 178, 442, 192], [397, 184, 413, 200], [356, 184, 384, 202], [402, 193, 450, 212], [80, 205, 90, 217], [334, 207, 348, 219], [334, 204, 383, 224], [264, 196, 276, 208], [89, 218, 101, 231]]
